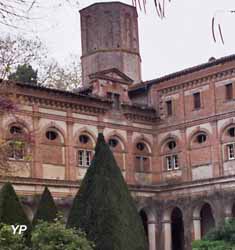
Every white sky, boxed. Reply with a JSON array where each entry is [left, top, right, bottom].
[[2, 0, 235, 81]]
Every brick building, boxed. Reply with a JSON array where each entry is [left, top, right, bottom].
[[1, 2, 235, 250]]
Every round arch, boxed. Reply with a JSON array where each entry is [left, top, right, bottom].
[[159, 134, 181, 155], [219, 119, 235, 141], [74, 128, 97, 147], [4, 118, 31, 138], [105, 131, 127, 151], [187, 128, 211, 149], [133, 135, 153, 154], [40, 122, 66, 144]]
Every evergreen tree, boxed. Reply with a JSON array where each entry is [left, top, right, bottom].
[[8, 64, 38, 84], [67, 133, 148, 250], [32, 186, 58, 226], [0, 182, 31, 240]]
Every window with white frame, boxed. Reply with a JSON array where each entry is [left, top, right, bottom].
[[8, 141, 25, 160], [78, 150, 92, 167], [227, 144, 235, 160], [166, 155, 179, 170]]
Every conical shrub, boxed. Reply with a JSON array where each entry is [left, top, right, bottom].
[[0, 182, 31, 241], [33, 186, 58, 226], [67, 133, 148, 250]]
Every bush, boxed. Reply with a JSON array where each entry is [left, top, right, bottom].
[[31, 219, 94, 250], [67, 133, 148, 250], [192, 240, 232, 250], [33, 187, 58, 226], [0, 223, 29, 250], [205, 219, 235, 244], [192, 219, 235, 250]]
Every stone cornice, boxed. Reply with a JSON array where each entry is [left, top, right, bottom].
[[159, 68, 235, 95], [18, 94, 109, 115], [156, 110, 235, 133]]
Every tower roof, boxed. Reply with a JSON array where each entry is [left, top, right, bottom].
[[80, 1, 135, 13]]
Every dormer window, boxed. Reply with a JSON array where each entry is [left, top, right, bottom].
[[107, 92, 120, 109]]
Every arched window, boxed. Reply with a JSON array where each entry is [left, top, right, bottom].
[[77, 134, 94, 168], [134, 141, 151, 172], [7, 124, 27, 160], [42, 127, 65, 165], [108, 136, 125, 170], [162, 138, 180, 171], [222, 126, 235, 161]]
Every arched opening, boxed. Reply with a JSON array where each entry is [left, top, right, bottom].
[[139, 210, 148, 240], [171, 207, 184, 250], [200, 203, 215, 238]]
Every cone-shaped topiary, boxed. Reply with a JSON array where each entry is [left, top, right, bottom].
[[33, 186, 58, 226], [0, 182, 31, 241], [67, 133, 148, 250]]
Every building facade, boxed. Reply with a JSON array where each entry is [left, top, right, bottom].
[[1, 2, 235, 250]]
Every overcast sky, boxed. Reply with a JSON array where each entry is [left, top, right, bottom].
[[3, 0, 235, 81]]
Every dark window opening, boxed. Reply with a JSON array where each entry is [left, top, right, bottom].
[[79, 135, 89, 144], [226, 83, 233, 100], [168, 140, 176, 150], [166, 100, 173, 116], [193, 92, 201, 109], [10, 126, 22, 135], [109, 138, 119, 148], [137, 142, 145, 151], [197, 134, 207, 144], [228, 127, 235, 137], [107, 92, 120, 109], [46, 131, 58, 140]]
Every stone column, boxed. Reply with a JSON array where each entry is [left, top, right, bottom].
[[66, 111, 76, 181], [32, 104, 42, 178], [126, 130, 135, 184], [193, 217, 201, 240], [162, 220, 171, 250], [148, 220, 157, 250]]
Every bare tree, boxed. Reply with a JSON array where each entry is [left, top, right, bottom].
[[0, 34, 47, 80], [39, 55, 82, 91], [0, 0, 79, 29]]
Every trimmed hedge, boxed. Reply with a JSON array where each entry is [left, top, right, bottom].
[[0, 182, 31, 241], [67, 133, 148, 250], [33, 186, 58, 225]]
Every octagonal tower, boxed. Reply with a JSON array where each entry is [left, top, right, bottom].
[[80, 2, 142, 86]]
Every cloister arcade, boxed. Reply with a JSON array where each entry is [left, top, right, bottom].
[[137, 195, 235, 250]]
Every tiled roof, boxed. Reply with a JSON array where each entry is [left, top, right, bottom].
[[129, 54, 235, 93]]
